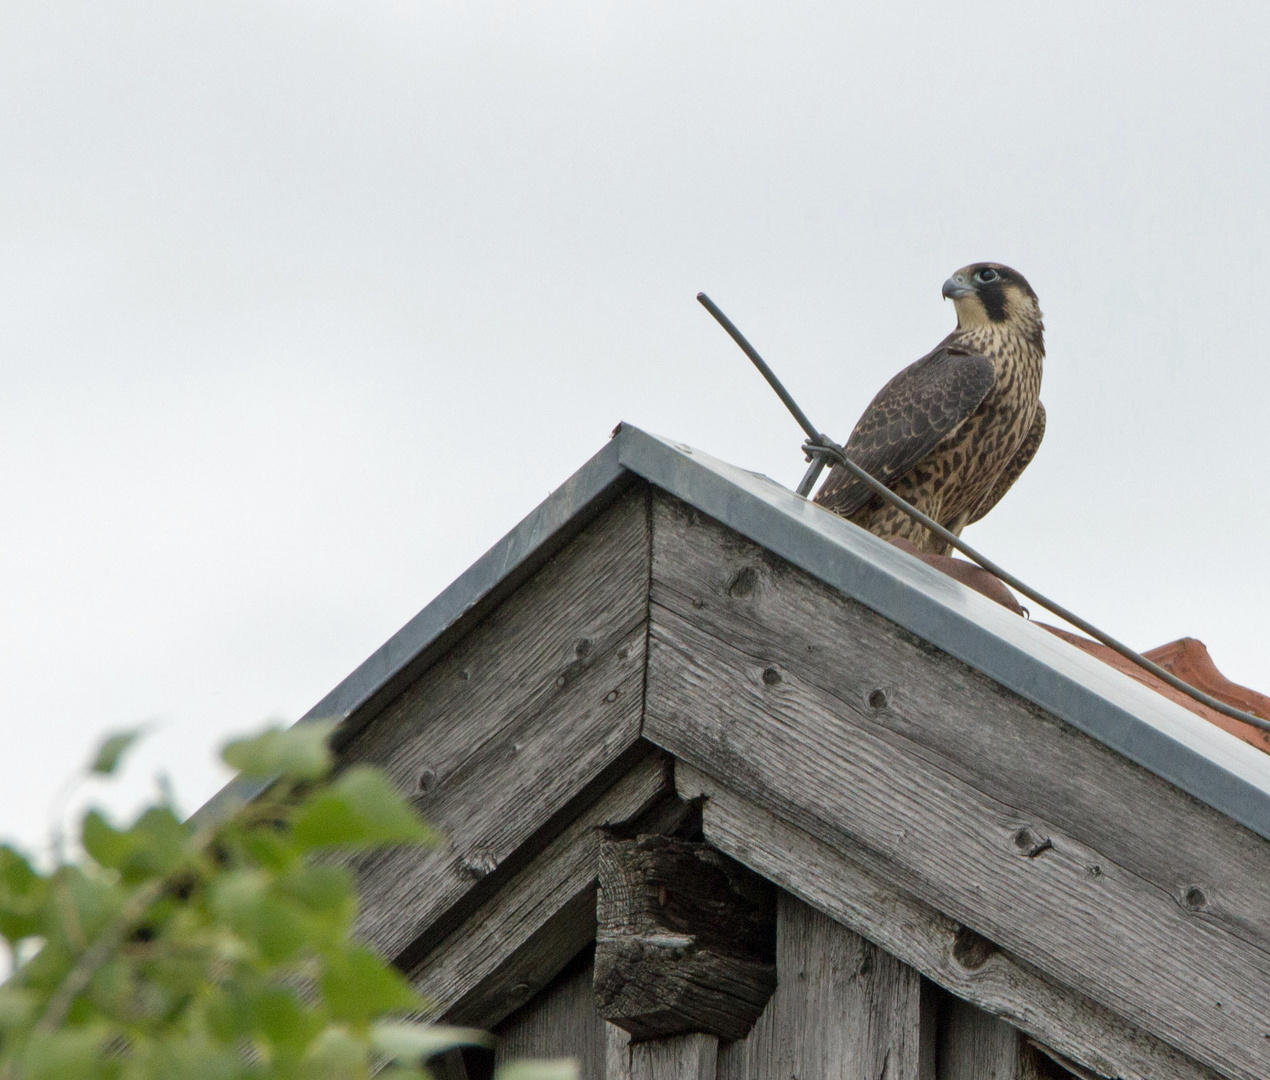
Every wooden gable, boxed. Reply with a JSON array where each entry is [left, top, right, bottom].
[[223, 429, 1270, 1080]]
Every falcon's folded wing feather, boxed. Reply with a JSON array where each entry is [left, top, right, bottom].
[[814, 343, 996, 519], [967, 400, 1046, 525]]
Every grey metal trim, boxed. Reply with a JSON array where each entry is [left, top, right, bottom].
[[192, 434, 633, 825], [617, 426, 1270, 841], [195, 423, 1270, 843]]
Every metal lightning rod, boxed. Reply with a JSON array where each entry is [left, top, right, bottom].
[[696, 290, 1270, 736]]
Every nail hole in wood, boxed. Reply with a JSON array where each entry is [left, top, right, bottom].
[[762, 666, 782, 686], [417, 768, 438, 794], [867, 688, 888, 711], [575, 638, 592, 658]]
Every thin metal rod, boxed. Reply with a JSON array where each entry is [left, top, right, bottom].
[[796, 458, 827, 498], [697, 293, 822, 443], [698, 293, 1270, 736]]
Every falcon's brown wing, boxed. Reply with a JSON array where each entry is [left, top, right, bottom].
[[814, 340, 996, 519], [966, 400, 1046, 525]]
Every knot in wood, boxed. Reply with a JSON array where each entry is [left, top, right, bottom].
[[1011, 827, 1053, 858], [1183, 885, 1208, 912], [951, 925, 997, 970], [727, 567, 758, 599]]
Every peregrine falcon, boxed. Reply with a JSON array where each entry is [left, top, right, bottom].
[[814, 263, 1045, 554]]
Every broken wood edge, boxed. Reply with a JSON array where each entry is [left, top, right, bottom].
[[674, 763, 1224, 1080], [405, 753, 676, 1029], [595, 834, 777, 1041]]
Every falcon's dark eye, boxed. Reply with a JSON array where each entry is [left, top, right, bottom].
[[975, 268, 1000, 284]]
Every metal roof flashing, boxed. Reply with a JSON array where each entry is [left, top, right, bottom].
[[195, 424, 1270, 842]]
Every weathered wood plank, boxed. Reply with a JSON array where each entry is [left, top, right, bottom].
[[648, 493, 1270, 964], [606, 1023, 633, 1080], [495, 954, 609, 1080], [716, 891, 923, 1080], [341, 489, 651, 962], [630, 1035, 719, 1080], [938, 995, 1039, 1080], [408, 754, 673, 1029], [676, 767, 1221, 1080], [595, 836, 776, 1041], [647, 500, 1270, 1080]]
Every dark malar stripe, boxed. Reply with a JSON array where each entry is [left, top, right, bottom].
[[980, 283, 1008, 322]]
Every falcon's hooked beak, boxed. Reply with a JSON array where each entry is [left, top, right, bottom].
[[942, 275, 974, 300]]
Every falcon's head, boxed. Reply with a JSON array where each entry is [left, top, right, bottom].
[[942, 263, 1043, 341]]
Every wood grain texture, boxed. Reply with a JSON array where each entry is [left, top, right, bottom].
[[495, 955, 609, 1080], [340, 489, 651, 962], [630, 1035, 719, 1080], [408, 755, 673, 1029], [648, 495, 1270, 1080], [606, 1023, 633, 1080], [655, 624, 1261, 1079], [648, 493, 1270, 962], [716, 891, 923, 1080], [938, 996, 1040, 1080], [595, 836, 776, 1041], [677, 766, 1217, 1080]]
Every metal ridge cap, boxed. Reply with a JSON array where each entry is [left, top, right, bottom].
[[615, 427, 1270, 840]]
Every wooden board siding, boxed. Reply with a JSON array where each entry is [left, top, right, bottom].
[[408, 755, 674, 1029], [677, 765, 1216, 1080], [716, 891, 924, 1080], [339, 486, 652, 963], [646, 493, 1265, 1080], [495, 952, 610, 1080]]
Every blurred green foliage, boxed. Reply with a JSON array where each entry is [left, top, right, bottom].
[[0, 721, 576, 1080]]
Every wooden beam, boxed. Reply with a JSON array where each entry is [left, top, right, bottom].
[[594, 836, 776, 1041], [716, 891, 924, 1080], [339, 488, 651, 963], [677, 764, 1219, 1080], [407, 754, 675, 1029], [647, 493, 1270, 1080]]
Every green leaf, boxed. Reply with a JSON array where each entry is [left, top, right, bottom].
[[321, 948, 421, 1025], [81, 806, 191, 883], [0, 987, 36, 1030], [303, 1025, 370, 1079], [494, 1061, 580, 1080], [292, 767, 438, 852], [0, 844, 47, 942], [254, 987, 324, 1052], [208, 870, 309, 963], [22, 1027, 104, 1080], [89, 727, 147, 775], [370, 1022, 493, 1064], [222, 720, 336, 780]]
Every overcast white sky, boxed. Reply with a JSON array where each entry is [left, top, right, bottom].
[[2, 1, 1268, 852]]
